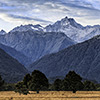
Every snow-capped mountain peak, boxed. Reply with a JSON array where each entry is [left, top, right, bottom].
[[0, 30, 6, 35], [60, 16, 70, 26], [10, 24, 44, 32], [46, 16, 83, 29], [45, 16, 100, 42]]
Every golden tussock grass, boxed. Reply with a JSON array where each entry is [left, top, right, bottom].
[[0, 91, 100, 100]]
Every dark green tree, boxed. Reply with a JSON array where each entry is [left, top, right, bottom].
[[29, 70, 49, 93], [62, 79, 70, 91], [53, 79, 62, 91], [95, 84, 100, 91], [3, 83, 15, 91], [0, 75, 4, 91], [15, 82, 29, 95], [83, 80, 96, 91], [62, 71, 84, 93], [23, 74, 31, 88]]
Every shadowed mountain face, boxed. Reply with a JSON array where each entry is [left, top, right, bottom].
[[45, 17, 100, 42], [0, 43, 31, 66], [29, 35, 100, 83], [0, 48, 28, 83], [0, 30, 75, 67]]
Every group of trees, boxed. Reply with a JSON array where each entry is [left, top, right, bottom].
[[51, 71, 96, 92], [0, 75, 15, 91], [0, 70, 100, 95], [15, 70, 97, 94], [15, 70, 49, 94], [51, 71, 84, 93]]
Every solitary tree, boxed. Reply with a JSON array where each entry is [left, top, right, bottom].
[[29, 70, 49, 93]]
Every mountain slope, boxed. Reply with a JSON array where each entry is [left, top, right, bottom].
[[0, 48, 28, 83], [0, 30, 75, 66], [45, 16, 100, 42], [0, 43, 31, 66], [29, 35, 100, 83]]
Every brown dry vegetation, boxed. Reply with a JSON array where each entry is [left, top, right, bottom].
[[0, 91, 100, 100]]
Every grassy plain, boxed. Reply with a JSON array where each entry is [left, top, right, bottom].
[[0, 91, 100, 100]]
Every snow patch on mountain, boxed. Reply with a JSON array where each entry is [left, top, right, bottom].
[[10, 24, 44, 32], [31, 26, 38, 30]]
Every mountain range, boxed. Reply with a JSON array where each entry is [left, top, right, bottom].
[[9, 16, 100, 43], [0, 16, 100, 83], [0, 29, 75, 67], [0, 16, 100, 67]]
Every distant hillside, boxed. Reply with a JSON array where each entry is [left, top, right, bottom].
[[0, 48, 28, 83], [0, 43, 31, 66], [29, 35, 100, 83]]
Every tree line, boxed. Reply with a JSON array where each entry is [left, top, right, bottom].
[[0, 70, 100, 95]]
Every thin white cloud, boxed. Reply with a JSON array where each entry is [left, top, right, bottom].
[[81, 0, 100, 10]]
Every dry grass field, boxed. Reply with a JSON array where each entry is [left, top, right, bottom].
[[0, 91, 100, 100]]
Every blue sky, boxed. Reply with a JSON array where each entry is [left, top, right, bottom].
[[0, 0, 100, 32]]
